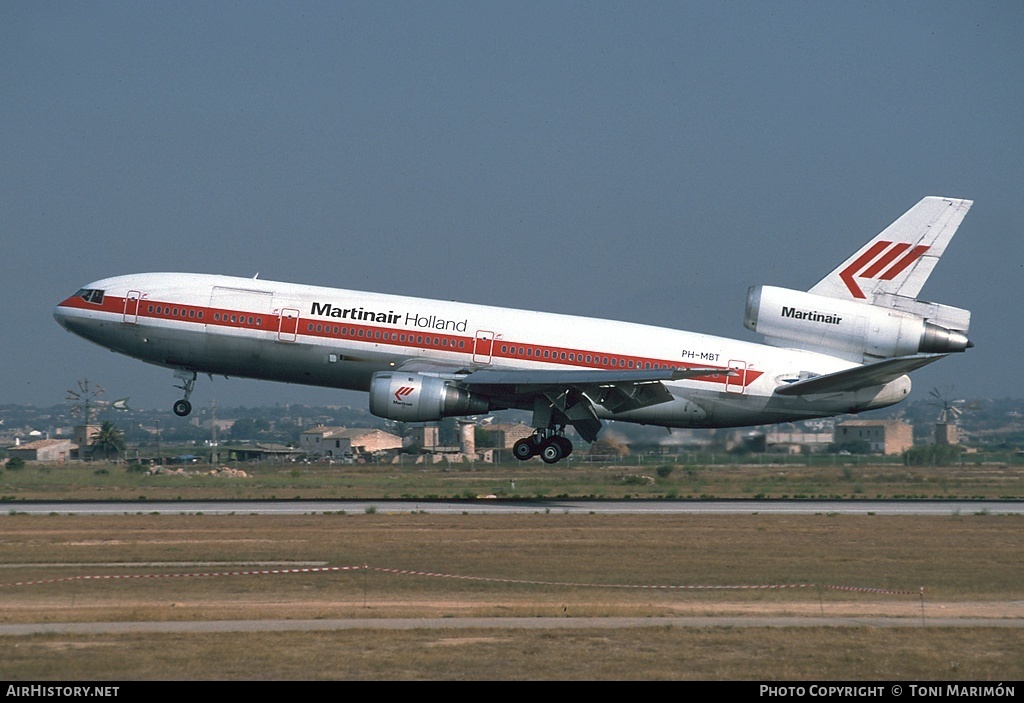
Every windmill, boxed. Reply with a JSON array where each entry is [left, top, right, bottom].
[[929, 387, 965, 446], [66, 378, 108, 455], [66, 378, 106, 426]]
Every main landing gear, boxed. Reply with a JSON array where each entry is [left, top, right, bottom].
[[172, 370, 197, 417], [513, 429, 574, 464]]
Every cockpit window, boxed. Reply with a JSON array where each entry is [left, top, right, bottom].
[[75, 289, 105, 305]]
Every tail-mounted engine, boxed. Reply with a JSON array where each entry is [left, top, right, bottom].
[[369, 372, 490, 422], [744, 285, 971, 362]]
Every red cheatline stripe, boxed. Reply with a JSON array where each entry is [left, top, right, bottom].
[[880, 245, 929, 280], [57, 295, 763, 388]]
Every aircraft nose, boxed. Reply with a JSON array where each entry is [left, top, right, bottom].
[[54, 291, 85, 331], [53, 302, 71, 330]]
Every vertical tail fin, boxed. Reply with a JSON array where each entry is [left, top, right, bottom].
[[809, 197, 972, 301]]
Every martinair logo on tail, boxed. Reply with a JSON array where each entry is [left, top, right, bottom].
[[839, 241, 930, 298]]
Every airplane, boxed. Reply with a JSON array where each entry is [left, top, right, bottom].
[[54, 196, 974, 463]]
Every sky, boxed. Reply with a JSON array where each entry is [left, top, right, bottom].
[[3, 1, 1022, 412]]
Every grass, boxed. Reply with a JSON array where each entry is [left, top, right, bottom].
[[1, 458, 1023, 500], [2, 628, 1020, 680], [0, 512, 1021, 679], [0, 462, 1020, 680]]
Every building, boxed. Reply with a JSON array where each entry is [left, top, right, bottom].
[[7, 439, 74, 462], [482, 422, 535, 449], [300, 426, 402, 460], [765, 429, 835, 454], [833, 419, 913, 455], [217, 443, 303, 463], [407, 425, 439, 450]]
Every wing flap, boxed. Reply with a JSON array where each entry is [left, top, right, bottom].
[[774, 355, 945, 396]]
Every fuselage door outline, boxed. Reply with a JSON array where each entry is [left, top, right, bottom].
[[726, 359, 748, 394], [123, 290, 142, 324], [473, 330, 495, 364], [278, 308, 300, 342]]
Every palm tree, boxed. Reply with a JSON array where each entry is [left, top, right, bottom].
[[91, 420, 126, 461]]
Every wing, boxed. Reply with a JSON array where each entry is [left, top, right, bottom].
[[397, 361, 722, 443], [460, 366, 723, 442], [773, 355, 945, 396]]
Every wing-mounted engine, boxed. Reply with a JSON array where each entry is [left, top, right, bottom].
[[369, 372, 490, 422], [744, 285, 971, 363]]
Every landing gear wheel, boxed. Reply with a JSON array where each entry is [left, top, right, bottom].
[[555, 436, 573, 458], [172, 370, 197, 417], [540, 438, 564, 464], [513, 437, 536, 461]]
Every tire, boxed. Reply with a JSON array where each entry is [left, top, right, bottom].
[[540, 439, 564, 464], [513, 437, 536, 461], [173, 399, 192, 417]]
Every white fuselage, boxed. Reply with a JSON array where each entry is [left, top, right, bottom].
[[54, 272, 911, 428]]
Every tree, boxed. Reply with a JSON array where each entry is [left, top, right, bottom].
[[92, 420, 126, 461]]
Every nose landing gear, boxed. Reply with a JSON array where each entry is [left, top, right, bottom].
[[172, 370, 197, 417]]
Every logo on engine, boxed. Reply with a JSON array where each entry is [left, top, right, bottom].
[[394, 386, 415, 404], [840, 241, 930, 298]]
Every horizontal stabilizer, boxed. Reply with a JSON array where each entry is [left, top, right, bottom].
[[774, 355, 946, 396]]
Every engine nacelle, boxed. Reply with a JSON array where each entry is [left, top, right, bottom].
[[745, 286, 971, 362], [369, 372, 490, 422]]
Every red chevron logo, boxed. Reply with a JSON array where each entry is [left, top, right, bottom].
[[394, 386, 415, 402], [839, 241, 930, 298]]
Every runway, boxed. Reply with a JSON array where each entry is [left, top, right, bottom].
[[6, 498, 1024, 516]]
